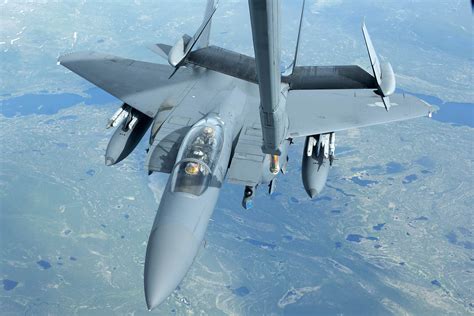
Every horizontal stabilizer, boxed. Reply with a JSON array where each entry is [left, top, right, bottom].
[[148, 43, 172, 61]]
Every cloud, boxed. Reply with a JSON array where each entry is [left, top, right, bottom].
[[311, 0, 343, 13]]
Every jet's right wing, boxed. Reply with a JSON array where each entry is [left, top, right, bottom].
[[58, 51, 195, 117], [286, 89, 435, 138]]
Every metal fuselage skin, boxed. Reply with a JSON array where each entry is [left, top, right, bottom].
[[144, 74, 249, 310]]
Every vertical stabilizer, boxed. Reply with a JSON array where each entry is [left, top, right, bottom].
[[196, 0, 216, 49], [166, 0, 218, 74], [362, 21, 396, 111], [148, 0, 216, 62], [362, 22, 381, 84]]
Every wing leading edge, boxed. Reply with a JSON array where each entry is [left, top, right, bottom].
[[58, 51, 195, 117], [286, 89, 435, 138]]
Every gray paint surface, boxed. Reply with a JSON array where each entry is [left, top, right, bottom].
[[286, 89, 433, 138], [249, 0, 287, 155], [58, 0, 435, 310]]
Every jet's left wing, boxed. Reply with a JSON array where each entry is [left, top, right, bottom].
[[58, 51, 195, 117], [286, 89, 435, 138]]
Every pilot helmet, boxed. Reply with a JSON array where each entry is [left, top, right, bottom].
[[193, 149, 204, 159], [184, 162, 200, 175], [203, 126, 215, 138]]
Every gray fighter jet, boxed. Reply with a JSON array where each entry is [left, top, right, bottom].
[[58, 0, 435, 310]]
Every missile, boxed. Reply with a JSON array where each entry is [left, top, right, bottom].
[[105, 106, 152, 166], [302, 134, 334, 198], [106, 106, 128, 129]]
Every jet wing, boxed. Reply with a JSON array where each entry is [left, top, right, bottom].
[[58, 51, 195, 117], [286, 89, 435, 138]]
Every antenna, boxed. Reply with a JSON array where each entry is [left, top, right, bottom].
[[291, 0, 306, 74]]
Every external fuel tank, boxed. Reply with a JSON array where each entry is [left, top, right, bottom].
[[105, 105, 153, 166], [301, 133, 334, 198]]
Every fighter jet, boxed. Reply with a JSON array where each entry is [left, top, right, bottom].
[[58, 0, 435, 310]]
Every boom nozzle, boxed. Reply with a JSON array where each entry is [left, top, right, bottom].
[[270, 154, 280, 174]]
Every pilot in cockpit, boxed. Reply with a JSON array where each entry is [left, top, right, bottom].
[[185, 162, 200, 175], [184, 126, 216, 176], [195, 126, 215, 146]]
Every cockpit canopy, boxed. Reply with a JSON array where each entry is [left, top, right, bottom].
[[171, 117, 224, 196]]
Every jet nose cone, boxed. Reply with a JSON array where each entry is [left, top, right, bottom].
[[105, 157, 115, 166], [307, 189, 318, 199], [144, 224, 200, 310]]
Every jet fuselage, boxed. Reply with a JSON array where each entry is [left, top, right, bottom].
[[144, 76, 267, 309]]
